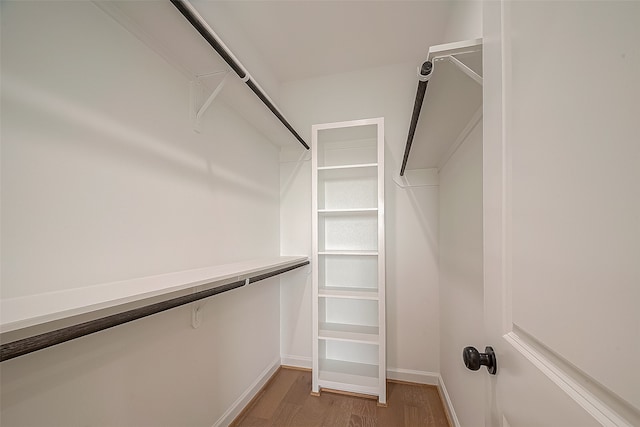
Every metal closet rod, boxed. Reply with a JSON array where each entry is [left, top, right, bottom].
[[400, 60, 433, 176], [0, 260, 310, 362], [170, 0, 310, 150]]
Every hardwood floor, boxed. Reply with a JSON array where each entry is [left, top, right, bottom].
[[231, 367, 450, 427]]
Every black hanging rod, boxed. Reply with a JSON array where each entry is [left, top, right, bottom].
[[170, 0, 309, 150], [0, 260, 309, 362], [400, 60, 433, 176]]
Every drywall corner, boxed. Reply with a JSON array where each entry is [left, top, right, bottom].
[[438, 375, 462, 427], [212, 357, 281, 427], [387, 368, 440, 386]]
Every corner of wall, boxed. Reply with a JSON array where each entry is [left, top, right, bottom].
[[387, 368, 440, 386], [438, 375, 462, 427], [212, 357, 281, 427], [280, 355, 312, 370]]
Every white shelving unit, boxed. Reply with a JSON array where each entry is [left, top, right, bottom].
[[311, 117, 386, 404]]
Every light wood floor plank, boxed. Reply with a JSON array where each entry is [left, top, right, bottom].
[[233, 368, 450, 427], [269, 401, 302, 427], [246, 368, 300, 420]]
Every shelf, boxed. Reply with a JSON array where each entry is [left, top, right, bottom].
[[315, 122, 378, 167], [318, 213, 377, 253], [318, 256, 378, 290], [318, 163, 377, 171], [319, 297, 378, 329], [317, 166, 377, 211], [0, 256, 308, 336], [318, 323, 379, 344], [403, 39, 483, 172], [318, 359, 380, 395], [319, 287, 379, 300], [318, 208, 378, 215], [318, 251, 378, 256]]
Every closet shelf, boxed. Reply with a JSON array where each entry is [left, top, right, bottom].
[[0, 256, 308, 336], [319, 323, 379, 344], [318, 287, 379, 300], [402, 38, 483, 174], [318, 359, 380, 395], [318, 208, 378, 215], [318, 250, 378, 256], [317, 163, 377, 171]]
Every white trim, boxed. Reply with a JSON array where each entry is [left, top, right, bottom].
[[386, 367, 439, 385], [281, 354, 312, 370], [311, 121, 320, 395], [211, 357, 280, 427], [438, 375, 462, 427], [504, 332, 635, 427], [376, 118, 386, 405]]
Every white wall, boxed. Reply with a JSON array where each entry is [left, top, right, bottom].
[[278, 63, 440, 379], [443, 0, 483, 44], [438, 122, 484, 427], [191, 0, 281, 104], [279, 149, 313, 367], [436, 5, 485, 425], [1, 2, 281, 425]]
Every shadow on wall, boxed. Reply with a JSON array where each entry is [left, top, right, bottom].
[[385, 143, 438, 256], [383, 141, 439, 370], [280, 148, 311, 201], [2, 75, 277, 202]]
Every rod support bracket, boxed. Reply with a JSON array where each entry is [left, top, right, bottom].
[[192, 304, 203, 329], [418, 61, 433, 82], [190, 71, 231, 133]]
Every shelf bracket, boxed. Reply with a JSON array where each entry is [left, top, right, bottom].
[[447, 55, 483, 86], [191, 304, 203, 329], [393, 168, 439, 188], [190, 71, 231, 133], [437, 106, 483, 170]]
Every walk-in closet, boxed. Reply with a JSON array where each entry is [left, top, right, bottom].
[[1, 1, 638, 426]]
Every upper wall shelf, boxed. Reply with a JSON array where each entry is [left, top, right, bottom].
[[401, 39, 483, 175]]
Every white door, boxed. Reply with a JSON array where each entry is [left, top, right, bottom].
[[482, 1, 640, 426]]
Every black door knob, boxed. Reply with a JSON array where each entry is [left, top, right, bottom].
[[463, 346, 497, 375]]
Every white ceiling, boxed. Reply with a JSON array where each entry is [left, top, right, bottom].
[[193, 1, 454, 83]]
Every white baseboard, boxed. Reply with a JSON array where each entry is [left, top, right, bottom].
[[212, 356, 281, 427], [386, 367, 440, 385], [438, 375, 461, 427], [280, 354, 312, 370]]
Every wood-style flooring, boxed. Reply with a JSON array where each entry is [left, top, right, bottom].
[[231, 367, 450, 427]]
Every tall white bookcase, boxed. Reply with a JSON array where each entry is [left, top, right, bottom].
[[311, 117, 386, 405]]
